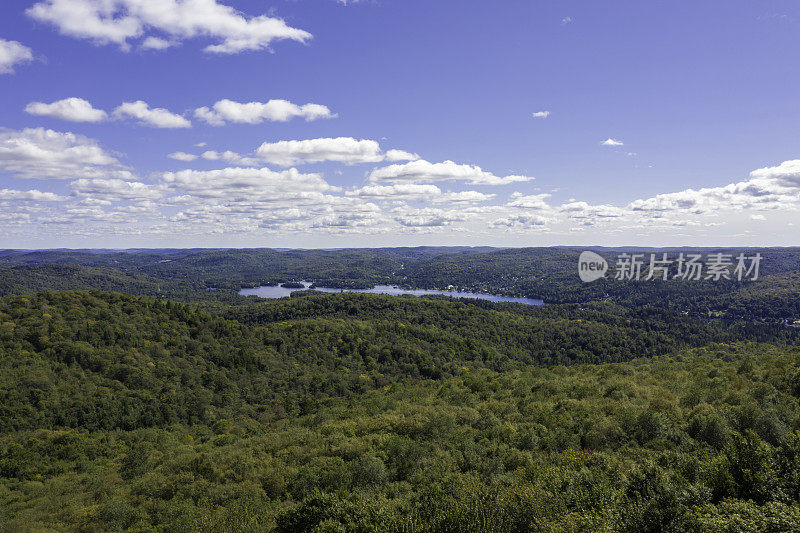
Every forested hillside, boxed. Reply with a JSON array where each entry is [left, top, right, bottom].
[[0, 264, 238, 303], [5, 290, 782, 433], [1, 248, 800, 531], [1, 289, 800, 530], [2, 247, 799, 320]]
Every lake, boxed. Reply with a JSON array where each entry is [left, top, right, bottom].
[[239, 282, 545, 306]]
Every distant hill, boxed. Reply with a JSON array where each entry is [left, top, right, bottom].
[[0, 247, 798, 319]]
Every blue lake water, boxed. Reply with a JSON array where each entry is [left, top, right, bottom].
[[239, 282, 545, 306]]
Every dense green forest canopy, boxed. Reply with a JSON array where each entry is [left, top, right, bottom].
[[1, 247, 800, 531], [7, 290, 791, 434], [1, 246, 798, 320], [3, 316, 800, 530]]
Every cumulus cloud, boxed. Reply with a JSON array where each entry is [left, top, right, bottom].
[[560, 201, 626, 225], [310, 208, 379, 229], [438, 191, 496, 203], [256, 137, 384, 166], [368, 159, 534, 185], [70, 178, 162, 201], [195, 99, 335, 126], [0, 127, 124, 180], [168, 151, 198, 162], [0, 189, 66, 201], [0, 38, 34, 74], [347, 183, 442, 200], [506, 192, 551, 210], [749, 159, 800, 187], [557, 158, 800, 230], [7, 117, 794, 241], [481, 192, 555, 228], [201, 150, 259, 166], [141, 36, 177, 50], [626, 178, 796, 215], [347, 184, 494, 205], [623, 161, 800, 217], [385, 149, 420, 162], [113, 100, 190, 128], [160, 166, 337, 200], [492, 214, 548, 228], [25, 97, 109, 123], [532, 111, 550, 118], [395, 207, 465, 227], [601, 138, 624, 146], [24, 97, 193, 128], [194, 137, 418, 167], [26, 0, 311, 54]]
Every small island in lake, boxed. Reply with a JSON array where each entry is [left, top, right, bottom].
[[280, 282, 306, 289]]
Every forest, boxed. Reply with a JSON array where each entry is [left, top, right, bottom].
[[2, 247, 799, 320], [1, 247, 800, 531]]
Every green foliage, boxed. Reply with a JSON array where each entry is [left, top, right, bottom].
[[3, 247, 800, 321], [0, 258, 799, 531], [0, 264, 241, 303], [2, 325, 800, 530], [4, 290, 778, 435]]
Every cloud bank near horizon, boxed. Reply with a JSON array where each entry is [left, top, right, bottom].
[[0, 124, 797, 246]]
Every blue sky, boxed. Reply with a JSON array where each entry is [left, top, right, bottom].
[[0, 0, 799, 248]]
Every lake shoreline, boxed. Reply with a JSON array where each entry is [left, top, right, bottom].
[[239, 282, 545, 306]]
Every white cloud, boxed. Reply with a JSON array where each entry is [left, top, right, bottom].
[[478, 192, 555, 229], [195, 99, 336, 126], [350, 185, 494, 204], [438, 191, 495, 203], [348, 183, 442, 200], [0, 38, 34, 74], [625, 169, 800, 215], [532, 111, 550, 118], [26, 0, 311, 54], [113, 100, 190, 128], [201, 150, 259, 166], [255, 137, 384, 166], [560, 201, 626, 224], [141, 36, 177, 50], [395, 207, 465, 227], [197, 137, 418, 167], [385, 149, 420, 162], [0, 189, 66, 201], [160, 166, 337, 199], [25, 97, 108, 123], [4, 150, 800, 243], [310, 207, 380, 229], [749, 159, 800, 186], [556, 158, 800, 230], [506, 192, 551, 210], [601, 138, 624, 146], [492, 214, 548, 228], [201, 150, 225, 160], [561, 16, 572, 25], [25, 98, 197, 128], [168, 151, 198, 162], [70, 178, 162, 201], [368, 159, 534, 185], [0, 127, 124, 180]]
